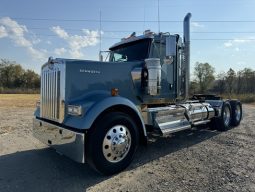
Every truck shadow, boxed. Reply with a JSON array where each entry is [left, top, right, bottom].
[[133, 127, 219, 167], [0, 127, 219, 192]]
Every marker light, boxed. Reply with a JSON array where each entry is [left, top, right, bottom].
[[111, 88, 119, 96]]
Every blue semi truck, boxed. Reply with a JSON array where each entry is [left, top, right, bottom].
[[33, 13, 242, 175]]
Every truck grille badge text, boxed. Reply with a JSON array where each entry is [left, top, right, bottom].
[[79, 69, 101, 74]]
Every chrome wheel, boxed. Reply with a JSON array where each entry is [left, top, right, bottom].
[[102, 125, 131, 163], [223, 106, 231, 126], [235, 105, 241, 122]]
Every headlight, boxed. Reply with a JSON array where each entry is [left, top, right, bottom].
[[67, 105, 82, 116]]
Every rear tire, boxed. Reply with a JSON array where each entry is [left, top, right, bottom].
[[215, 101, 232, 131], [86, 112, 139, 175], [230, 101, 242, 126]]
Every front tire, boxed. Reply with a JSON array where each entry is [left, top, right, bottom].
[[86, 112, 139, 175]]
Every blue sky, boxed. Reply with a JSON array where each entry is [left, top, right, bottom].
[[0, 0, 255, 75]]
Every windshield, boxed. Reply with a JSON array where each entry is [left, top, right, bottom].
[[109, 39, 151, 62]]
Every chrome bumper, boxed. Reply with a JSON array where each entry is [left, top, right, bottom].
[[33, 118, 85, 163]]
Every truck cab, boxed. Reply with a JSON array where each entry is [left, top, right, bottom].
[[33, 13, 242, 175]]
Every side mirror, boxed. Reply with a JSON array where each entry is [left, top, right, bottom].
[[99, 51, 110, 62], [99, 52, 103, 61]]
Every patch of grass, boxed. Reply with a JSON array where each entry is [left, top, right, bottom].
[[0, 94, 40, 108], [0, 88, 39, 94]]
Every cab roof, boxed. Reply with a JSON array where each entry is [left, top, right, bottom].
[[109, 34, 154, 50]]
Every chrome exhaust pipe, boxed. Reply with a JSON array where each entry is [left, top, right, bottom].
[[183, 13, 192, 99]]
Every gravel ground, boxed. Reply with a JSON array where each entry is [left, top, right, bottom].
[[0, 104, 254, 192]]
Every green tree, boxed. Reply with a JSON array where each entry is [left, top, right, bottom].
[[189, 80, 199, 95], [0, 59, 18, 88], [194, 62, 215, 93], [213, 72, 226, 94], [0, 59, 40, 91], [22, 70, 40, 88], [236, 70, 243, 94], [226, 68, 236, 94]]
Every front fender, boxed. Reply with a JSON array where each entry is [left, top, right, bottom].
[[64, 94, 146, 137]]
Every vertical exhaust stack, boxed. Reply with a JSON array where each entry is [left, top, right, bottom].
[[183, 13, 192, 99]]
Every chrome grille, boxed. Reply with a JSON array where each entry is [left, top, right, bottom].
[[40, 63, 65, 122]]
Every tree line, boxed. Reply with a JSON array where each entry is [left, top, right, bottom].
[[190, 62, 255, 102], [0, 59, 40, 93]]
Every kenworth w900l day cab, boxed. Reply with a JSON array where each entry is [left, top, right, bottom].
[[33, 13, 242, 175]]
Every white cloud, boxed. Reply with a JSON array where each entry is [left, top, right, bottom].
[[0, 17, 31, 47], [0, 17, 46, 60], [27, 47, 46, 60], [191, 22, 204, 28], [0, 17, 28, 34], [54, 47, 67, 56], [0, 26, 8, 38], [224, 42, 233, 47], [51, 26, 100, 58], [224, 37, 254, 48], [51, 26, 69, 39], [31, 36, 41, 44], [233, 39, 251, 43]]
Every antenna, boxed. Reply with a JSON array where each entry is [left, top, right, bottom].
[[143, 4, 145, 31], [99, 10, 103, 61], [99, 9, 102, 52], [158, 0, 160, 33]]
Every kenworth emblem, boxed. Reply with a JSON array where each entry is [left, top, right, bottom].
[[79, 69, 101, 74]]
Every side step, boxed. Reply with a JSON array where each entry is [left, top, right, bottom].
[[160, 124, 191, 135], [145, 106, 191, 135]]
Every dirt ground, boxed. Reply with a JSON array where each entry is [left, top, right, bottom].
[[0, 94, 255, 192]]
